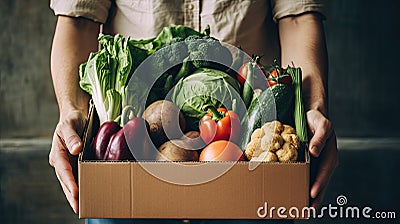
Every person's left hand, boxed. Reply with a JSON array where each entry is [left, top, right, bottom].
[[306, 109, 339, 208]]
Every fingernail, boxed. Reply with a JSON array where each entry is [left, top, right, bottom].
[[310, 186, 319, 199], [71, 142, 81, 153], [311, 146, 319, 156]]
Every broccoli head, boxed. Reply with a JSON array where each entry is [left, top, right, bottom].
[[148, 37, 189, 76], [184, 35, 232, 69], [152, 37, 188, 68]]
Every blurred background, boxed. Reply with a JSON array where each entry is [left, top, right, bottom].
[[1, 0, 399, 223]]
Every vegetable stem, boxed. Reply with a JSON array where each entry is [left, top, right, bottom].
[[202, 105, 224, 121], [289, 66, 308, 143], [173, 58, 193, 85], [202, 25, 211, 36], [121, 105, 135, 126]]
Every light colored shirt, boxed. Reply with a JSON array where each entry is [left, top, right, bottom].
[[50, 0, 324, 63]]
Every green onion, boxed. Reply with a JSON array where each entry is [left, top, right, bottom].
[[288, 66, 308, 143]]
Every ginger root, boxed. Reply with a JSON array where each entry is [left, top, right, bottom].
[[245, 120, 300, 162]]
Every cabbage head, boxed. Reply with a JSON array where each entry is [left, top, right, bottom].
[[170, 68, 242, 129]]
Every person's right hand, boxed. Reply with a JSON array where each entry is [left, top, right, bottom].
[[49, 110, 87, 214]]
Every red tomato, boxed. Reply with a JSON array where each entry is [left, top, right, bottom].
[[267, 69, 292, 87], [199, 140, 245, 161], [237, 62, 268, 90]]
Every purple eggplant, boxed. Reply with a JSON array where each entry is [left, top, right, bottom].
[[99, 117, 154, 161], [103, 128, 134, 161], [93, 121, 121, 160], [124, 117, 156, 161]]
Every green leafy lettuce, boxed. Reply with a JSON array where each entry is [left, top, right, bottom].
[[79, 34, 148, 125]]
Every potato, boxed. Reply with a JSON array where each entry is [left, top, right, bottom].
[[180, 131, 206, 150], [183, 130, 200, 139], [142, 100, 186, 147], [157, 140, 199, 162]]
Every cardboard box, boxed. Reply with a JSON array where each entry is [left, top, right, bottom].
[[78, 105, 310, 219]]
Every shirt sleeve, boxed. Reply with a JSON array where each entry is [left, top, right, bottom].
[[271, 0, 325, 23], [50, 0, 112, 23]]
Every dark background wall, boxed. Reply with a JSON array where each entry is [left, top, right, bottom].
[[0, 0, 58, 138], [1, 0, 400, 138], [325, 1, 400, 137]]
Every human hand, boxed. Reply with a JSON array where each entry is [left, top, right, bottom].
[[49, 110, 87, 214], [306, 109, 339, 208]]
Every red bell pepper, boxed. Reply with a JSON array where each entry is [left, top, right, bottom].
[[199, 106, 241, 144]]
